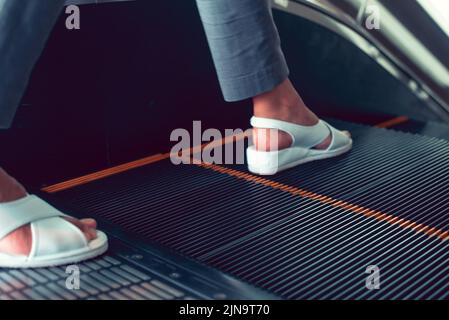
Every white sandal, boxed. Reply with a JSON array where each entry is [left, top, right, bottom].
[[247, 117, 353, 175], [0, 195, 108, 268]]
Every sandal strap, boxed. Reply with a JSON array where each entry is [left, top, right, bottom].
[[323, 121, 351, 151], [0, 195, 64, 240], [29, 216, 88, 258], [250, 116, 330, 149]]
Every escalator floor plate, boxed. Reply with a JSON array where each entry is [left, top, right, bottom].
[[0, 234, 273, 300], [39, 121, 449, 299], [0, 244, 192, 300]]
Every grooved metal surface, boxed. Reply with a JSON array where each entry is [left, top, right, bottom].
[[0, 255, 190, 300], [48, 121, 449, 299]]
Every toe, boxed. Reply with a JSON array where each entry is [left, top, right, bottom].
[[81, 218, 97, 229], [63, 217, 98, 242], [85, 227, 98, 241]]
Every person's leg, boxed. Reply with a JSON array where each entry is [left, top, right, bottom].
[[196, 0, 349, 152], [0, 1, 97, 257], [0, 0, 64, 129]]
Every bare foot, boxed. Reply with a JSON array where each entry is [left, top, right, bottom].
[[252, 79, 350, 151], [0, 168, 98, 256]]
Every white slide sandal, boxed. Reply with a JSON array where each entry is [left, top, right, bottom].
[[0, 195, 108, 268], [247, 117, 353, 175]]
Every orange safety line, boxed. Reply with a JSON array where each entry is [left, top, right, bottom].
[[42, 118, 448, 241], [42, 153, 170, 193], [375, 116, 409, 128], [197, 162, 449, 241], [44, 113, 407, 193], [42, 130, 251, 193]]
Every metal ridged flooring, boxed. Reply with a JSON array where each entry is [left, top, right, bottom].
[[0, 254, 191, 300], [49, 121, 449, 299]]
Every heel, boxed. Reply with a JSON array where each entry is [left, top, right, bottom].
[[246, 146, 280, 175]]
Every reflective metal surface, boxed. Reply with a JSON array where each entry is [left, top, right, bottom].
[[273, 0, 449, 121]]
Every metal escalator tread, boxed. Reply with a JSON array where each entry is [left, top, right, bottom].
[[43, 120, 449, 299], [0, 254, 191, 300], [10, 119, 449, 299]]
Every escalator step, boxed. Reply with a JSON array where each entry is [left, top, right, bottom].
[[45, 120, 449, 299]]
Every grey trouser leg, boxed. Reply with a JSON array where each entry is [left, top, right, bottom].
[[0, 0, 64, 129], [196, 0, 289, 102], [0, 0, 290, 129]]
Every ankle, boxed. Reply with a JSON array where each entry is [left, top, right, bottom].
[[252, 79, 313, 124], [0, 168, 27, 203]]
